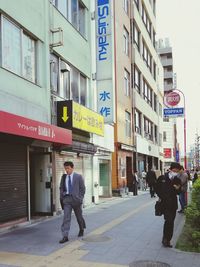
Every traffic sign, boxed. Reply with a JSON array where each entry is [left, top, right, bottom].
[[165, 91, 180, 106], [164, 107, 184, 117]]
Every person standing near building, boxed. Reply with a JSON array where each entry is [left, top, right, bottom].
[[177, 166, 188, 213], [59, 161, 86, 243], [146, 168, 157, 197], [132, 170, 138, 196], [155, 162, 181, 248]]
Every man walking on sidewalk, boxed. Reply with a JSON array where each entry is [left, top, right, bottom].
[[177, 166, 188, 213], [59, 161, 86, 243], [155, 162, 181, 248], [146, 168, 157, 197]]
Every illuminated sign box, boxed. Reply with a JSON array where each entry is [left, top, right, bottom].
[[57, 100, 104, 136]]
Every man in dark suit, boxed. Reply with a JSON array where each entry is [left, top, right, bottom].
[[146, 168, 157, 197], [155, 162, 181, 248], [59, 161, 86, 243]]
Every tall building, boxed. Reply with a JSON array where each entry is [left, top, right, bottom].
[[111, 0, 135, 192], [111, 0, 164, 193], [157, 38, 177, 169], [0, 0, 114, 226], [131, 0, 164, 175]]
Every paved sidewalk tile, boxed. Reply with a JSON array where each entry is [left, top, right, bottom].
[[0, 193, 199, 267]]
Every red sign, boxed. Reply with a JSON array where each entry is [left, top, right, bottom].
[[165, 92, 180, 106], [164, 148, 172, 158], [0, 111, 72, 145]]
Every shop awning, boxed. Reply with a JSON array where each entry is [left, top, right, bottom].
[[0, 111, 72, 145]]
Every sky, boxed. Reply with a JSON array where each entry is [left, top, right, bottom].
[[156, 0, 200, 154]]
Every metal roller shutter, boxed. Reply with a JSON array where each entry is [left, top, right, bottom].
[[0, 142, 27, 223]]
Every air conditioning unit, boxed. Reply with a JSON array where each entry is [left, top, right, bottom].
[[60, 61, 70, 72]]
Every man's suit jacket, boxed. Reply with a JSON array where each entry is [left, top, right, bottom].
[[60, 172, 86, 209]]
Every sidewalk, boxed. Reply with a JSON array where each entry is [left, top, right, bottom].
[[0, 192, 199, 267]]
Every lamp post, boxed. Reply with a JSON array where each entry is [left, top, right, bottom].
[[174, 89, 187, 170], [165, 89, 187, 169]]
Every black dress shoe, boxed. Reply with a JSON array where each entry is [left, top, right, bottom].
[[59, 236, 69, 243], [78, 229, 84, 237], [162, 239, 172, 248], [178, 209, 184, 213]]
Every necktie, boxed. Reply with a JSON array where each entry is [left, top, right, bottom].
[[68, 175, 72, 194]]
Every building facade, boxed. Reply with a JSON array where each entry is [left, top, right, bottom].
[[131, 0, 164, 175], [157, 38, 177, 170], [0, 0, 114, 226]]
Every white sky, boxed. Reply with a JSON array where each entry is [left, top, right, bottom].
[[156, 0, 200, 154]]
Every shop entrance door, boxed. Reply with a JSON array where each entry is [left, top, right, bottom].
[[30, 153, 53, 216]]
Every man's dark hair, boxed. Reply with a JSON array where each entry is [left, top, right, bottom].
[[64, 161, 74, 168], [170, 162, 181, 170]]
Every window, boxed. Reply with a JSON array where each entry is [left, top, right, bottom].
[[123, 0, 129, 14], [135, 109, 141, 134], [159, 103, 162, 117], [154, 125, 158, 143], [1, 16, 36, 82], [153, 61, 156, 80], [53, 0, 68, 18], [50, 54, 88, 106], [134, 0, 139, 10], [78, 1, 85, 36], [154, 93, 157, 112], [134, 66, 141, 93], [50, 54, 59, 93], [71, 67, 79, 102], [53, 0, 86, 37], [80, 74, 86, 105], [124, 69, 130, 96], [144, 117, 153, 140], [132, 22, 140, 51], [142, 41, 152, 71], [143, 79, 152, 107], [142, 5, 151, 37], [125, 111, 131, 137], [163, 131, 167, 142], [123, 27, 129, 56]]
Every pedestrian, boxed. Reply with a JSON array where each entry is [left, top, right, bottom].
[[142, 170, 147, 190], [193, 169, 198, 184], [132, 170, 138, 196], [155, 162, 182, 248], [59, 161, 86, 244], [146, 168, 157, 197], [177, 166, 188, 213]]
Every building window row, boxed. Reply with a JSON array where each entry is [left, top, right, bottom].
[[52, 0, 86, 37], [131, 21, 157, 81], [133, 64, 159, 113], [135, 109, 159, 144], [0, 15, 36, 83], [50, 54, 87, 106], [141, 4, 151, 38]]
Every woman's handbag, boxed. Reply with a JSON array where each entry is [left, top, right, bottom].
[[155, 199, 164, 216]]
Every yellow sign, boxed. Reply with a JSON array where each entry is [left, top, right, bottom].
[[73, 102, 104, 136]]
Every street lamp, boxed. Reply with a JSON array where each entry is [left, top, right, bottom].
[[175, 89, 187, 170], [167, 89, 187, 169]]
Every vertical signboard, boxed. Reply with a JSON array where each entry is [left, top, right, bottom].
[[95, 0, 115, 123]]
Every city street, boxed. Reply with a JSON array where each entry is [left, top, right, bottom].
[[0, 191, 199, 267]]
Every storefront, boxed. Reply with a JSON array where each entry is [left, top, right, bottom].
[[0, 111, 72, 225]]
